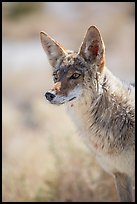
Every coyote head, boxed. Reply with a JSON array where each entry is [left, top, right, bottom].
[[40, 26, 105, 105]]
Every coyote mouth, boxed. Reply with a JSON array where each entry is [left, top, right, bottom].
[[68, 97, 76, 102], [50, 96, 76, 105]]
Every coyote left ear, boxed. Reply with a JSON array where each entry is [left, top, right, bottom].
[[40, 31, 67, 68], [78, 26, 105, 72]]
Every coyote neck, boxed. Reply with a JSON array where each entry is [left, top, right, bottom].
[[68, 68, 135, 155]]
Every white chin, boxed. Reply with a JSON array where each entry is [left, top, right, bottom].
[[50, 100, 64, 105]]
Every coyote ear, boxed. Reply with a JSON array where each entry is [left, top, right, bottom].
[[78, 26, 105, 72], [40, 31, 67, 67]]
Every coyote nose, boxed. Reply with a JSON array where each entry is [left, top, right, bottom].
[[45, 92, 55, 101]]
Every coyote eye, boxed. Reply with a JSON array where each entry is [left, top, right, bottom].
[[70, 73, 81, 79]]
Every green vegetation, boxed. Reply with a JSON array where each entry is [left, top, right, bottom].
[[3, 3, 43, 20]]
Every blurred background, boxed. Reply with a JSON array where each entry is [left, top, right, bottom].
[[2, 2, 135, 202]]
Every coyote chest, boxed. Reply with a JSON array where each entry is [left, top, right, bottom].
[[67, 98, 108, 154], [67, 100, 133, 177]]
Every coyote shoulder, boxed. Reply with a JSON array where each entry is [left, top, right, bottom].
[[40, 26, 135, 202]]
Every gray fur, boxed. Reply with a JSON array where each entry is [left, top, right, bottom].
[[68, 67, 135, 202]]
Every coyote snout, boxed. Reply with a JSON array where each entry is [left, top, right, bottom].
[[40, 26, 135, 202], [45, 84, 82, 105]]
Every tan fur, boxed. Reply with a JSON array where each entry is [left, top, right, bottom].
[[52, 82, 61, 93]]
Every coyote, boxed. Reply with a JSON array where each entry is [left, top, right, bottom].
[[40, 26, 135, 202]]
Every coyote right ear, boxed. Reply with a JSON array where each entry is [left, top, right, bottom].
[[78, 26, 105, 72], [40, 31, 67, 67]]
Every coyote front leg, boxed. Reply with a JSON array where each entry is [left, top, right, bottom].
[[114, 172, 133, 202]]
